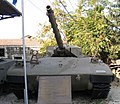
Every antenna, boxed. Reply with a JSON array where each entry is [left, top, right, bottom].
[[21, 0, 28, 104]]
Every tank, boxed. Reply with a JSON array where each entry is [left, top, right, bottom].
[[0, 58, 15, 95], [6, 5, 113, 99], [0, 0, 21, 96]]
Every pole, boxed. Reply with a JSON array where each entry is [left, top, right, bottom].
[[21, 0, 28, 104]]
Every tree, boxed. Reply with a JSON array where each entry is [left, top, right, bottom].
[[37, 0, 120, 62], [105, 0, 120, 59], [62, 0, 120, 63]]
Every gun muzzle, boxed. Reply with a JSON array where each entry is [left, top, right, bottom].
[[46, 5, 64, 50]]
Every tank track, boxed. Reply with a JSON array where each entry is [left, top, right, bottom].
[[91, 83, 111, 99], [7, 83, 24, 99], [13, 89, 38, 99], [7, 83, 37, 99], [0, 85, 3, 96]]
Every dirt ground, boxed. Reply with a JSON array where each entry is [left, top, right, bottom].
[[0, 78, 120, 104]]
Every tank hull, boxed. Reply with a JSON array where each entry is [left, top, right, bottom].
[[0, 59, 15, 95], [7, 57, 113, 76], [0, 59, 14, 84], [6, 57, 113, 99]]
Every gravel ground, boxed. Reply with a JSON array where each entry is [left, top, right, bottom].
[[0, 79, 120, 104]]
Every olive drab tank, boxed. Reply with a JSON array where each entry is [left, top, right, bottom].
[[0, 0, 21, 95], [0, 58, 15, 95], [6, 5, 113, 99]]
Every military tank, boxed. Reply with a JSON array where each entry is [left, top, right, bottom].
[[0, 58, 15, 95], [0, 0, 21, 95], [6, 5, 113, 99]]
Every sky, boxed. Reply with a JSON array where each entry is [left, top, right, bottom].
[[0, 0, 78, 39]]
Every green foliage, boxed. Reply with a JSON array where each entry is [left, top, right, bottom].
[[36, 0, 120, 62], [65, 11, 112, 57], [39, 38, 56, 56], [63, 0, 120, 62], [109, 45, 120, 59]]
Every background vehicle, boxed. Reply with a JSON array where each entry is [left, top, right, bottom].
[[0, 0, 21, 95]]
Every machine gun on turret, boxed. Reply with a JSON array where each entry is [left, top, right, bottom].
[[46, 5, 78, 57]]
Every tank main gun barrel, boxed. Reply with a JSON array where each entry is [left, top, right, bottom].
[[46, 5, 64, 50], [46, 5, 77, 57]]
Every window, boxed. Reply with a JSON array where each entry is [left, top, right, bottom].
[[0, 48, 5, 57]]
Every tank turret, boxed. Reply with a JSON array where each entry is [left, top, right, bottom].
[[46, 5, 77, 57]]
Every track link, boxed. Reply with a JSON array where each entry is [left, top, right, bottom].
[[91, 83, 111, 99]]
